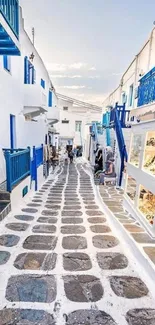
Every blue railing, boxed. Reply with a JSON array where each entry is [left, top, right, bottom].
[[31, 145, 43, 191], [113, 105, 128, 186], [110, 103, 130, 128], [138, 67, 155, 107], [36, 145, 43, 168], [4, 148, 31, 192], [0, 0, 19, 38]]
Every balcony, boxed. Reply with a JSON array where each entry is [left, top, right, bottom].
[[46, 106, 60, 125], [0, 0, 20, 55], [23, 84, 47, 118], [130, 102, 155, 122]]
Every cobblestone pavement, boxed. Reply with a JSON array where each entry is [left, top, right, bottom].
[[0, 161, 155, 325], [99, 185, 155, 268]]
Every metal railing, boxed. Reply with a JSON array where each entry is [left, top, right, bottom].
[[138, 66, 155, 107], [4, 148, 31, 192], [35, 145, 43, 168], [0, 0, 19, 38], [31, 145, 43, 191]]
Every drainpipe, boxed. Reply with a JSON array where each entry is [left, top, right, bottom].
[[147, 28, 154, 71], [133, 54, 138, 108]]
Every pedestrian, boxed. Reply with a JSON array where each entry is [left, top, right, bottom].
[[94, 149, 103, 174], [64, 151, 68, 164], [68, 150, 74, 163], [99, 158, 116, 185]]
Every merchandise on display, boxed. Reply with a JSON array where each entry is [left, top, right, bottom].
[[130, 134, 142, 167], [138, 186, 155, 225], [143, 132, 155, 176], [126, 176, 136, 202]]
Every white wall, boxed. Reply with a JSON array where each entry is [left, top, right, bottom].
[[58, 99, 102, 149], [0, 8, 58, 185], [103, 28, 155, 111]]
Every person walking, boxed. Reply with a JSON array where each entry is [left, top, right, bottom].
[[68, 150, 74, 163]]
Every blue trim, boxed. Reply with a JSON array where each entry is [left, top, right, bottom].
[[3, 55, 10, 71], [103, 112, 111, 146], [24, 56, 36, 84], [129, 84, 134, 107], [10, 114, 16, 149], [24, 56, 28, 84], [41, 78, 45, 89], [32, 66, 36, 84], [48, 90, 52, 107], [0, 0, 19, 39]]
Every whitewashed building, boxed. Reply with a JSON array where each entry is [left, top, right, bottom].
[[0, 3, 60, 215], [57, 94, 102, 157]]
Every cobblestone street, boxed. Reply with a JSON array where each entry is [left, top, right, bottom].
[[0, 161, 155, 325]]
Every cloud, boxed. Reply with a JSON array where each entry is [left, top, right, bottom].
[[111, 72, 123, 76], [69, 63, 87, 69], [47, 62, 97, 72], [71, 75, 82, 78], [58, 85, 86, 90], [50, 74, 82, 79], [89, 67, 96, 71], [89, 75, 100, 79], [47, 62, 87, 72]]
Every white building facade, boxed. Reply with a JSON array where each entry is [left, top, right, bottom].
[[57, 96, 102, 157], [0, 5, 60, 212]]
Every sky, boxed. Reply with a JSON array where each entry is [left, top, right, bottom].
[[20, 0, 155, 106]]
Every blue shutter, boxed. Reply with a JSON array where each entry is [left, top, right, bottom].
[[48, 91, 52, 107], [32, 66, 36, 84], [28, 61, 31, 84], [129, 84, 134, 106], [24, 56, 29, 84], [3, 55, 10, 71], [41, 79, 45, 88]]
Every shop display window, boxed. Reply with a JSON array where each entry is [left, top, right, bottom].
[[138, 186, 155, 226], [143, 131, 155, 176], [126, 176, 136, 202], [129, 134, 142, 167]]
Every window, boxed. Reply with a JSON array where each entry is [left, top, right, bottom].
[[41, 78, 45, 89], [62, 120, 69, 124], [63, 106, 68, 111], [129, 84, 134, 107], [75, 121, 82, 132], [24, 56, 36, 84], [122, 92, 127, 104], [3, 55, 11, 72], [48, 90, 52, 107]]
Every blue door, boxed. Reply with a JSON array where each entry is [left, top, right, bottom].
[[10, 115, 16, 149]]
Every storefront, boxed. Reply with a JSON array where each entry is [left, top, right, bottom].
[[123, 119, 155, 237]]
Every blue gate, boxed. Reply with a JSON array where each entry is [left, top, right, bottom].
[[31, 144, 43, 191]]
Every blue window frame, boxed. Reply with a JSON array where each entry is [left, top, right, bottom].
[[24, 56, 36, 84], [48, 90, 52, 107], [122, 92, 127, 104], [41, 78, 45, 89], [3, 55, 11, 72], [129, 84, 134, 107]]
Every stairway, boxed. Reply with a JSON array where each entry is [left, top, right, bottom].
[[0, 191, 11, 221]]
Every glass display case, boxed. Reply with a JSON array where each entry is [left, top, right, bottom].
[[129, 134, 142, 167], [143, 131, 155, 176], [138, 186, 155, 225], [126, 176, 137, 202]]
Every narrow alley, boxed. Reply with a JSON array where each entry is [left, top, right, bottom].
[[0, 160, 154, 325]]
